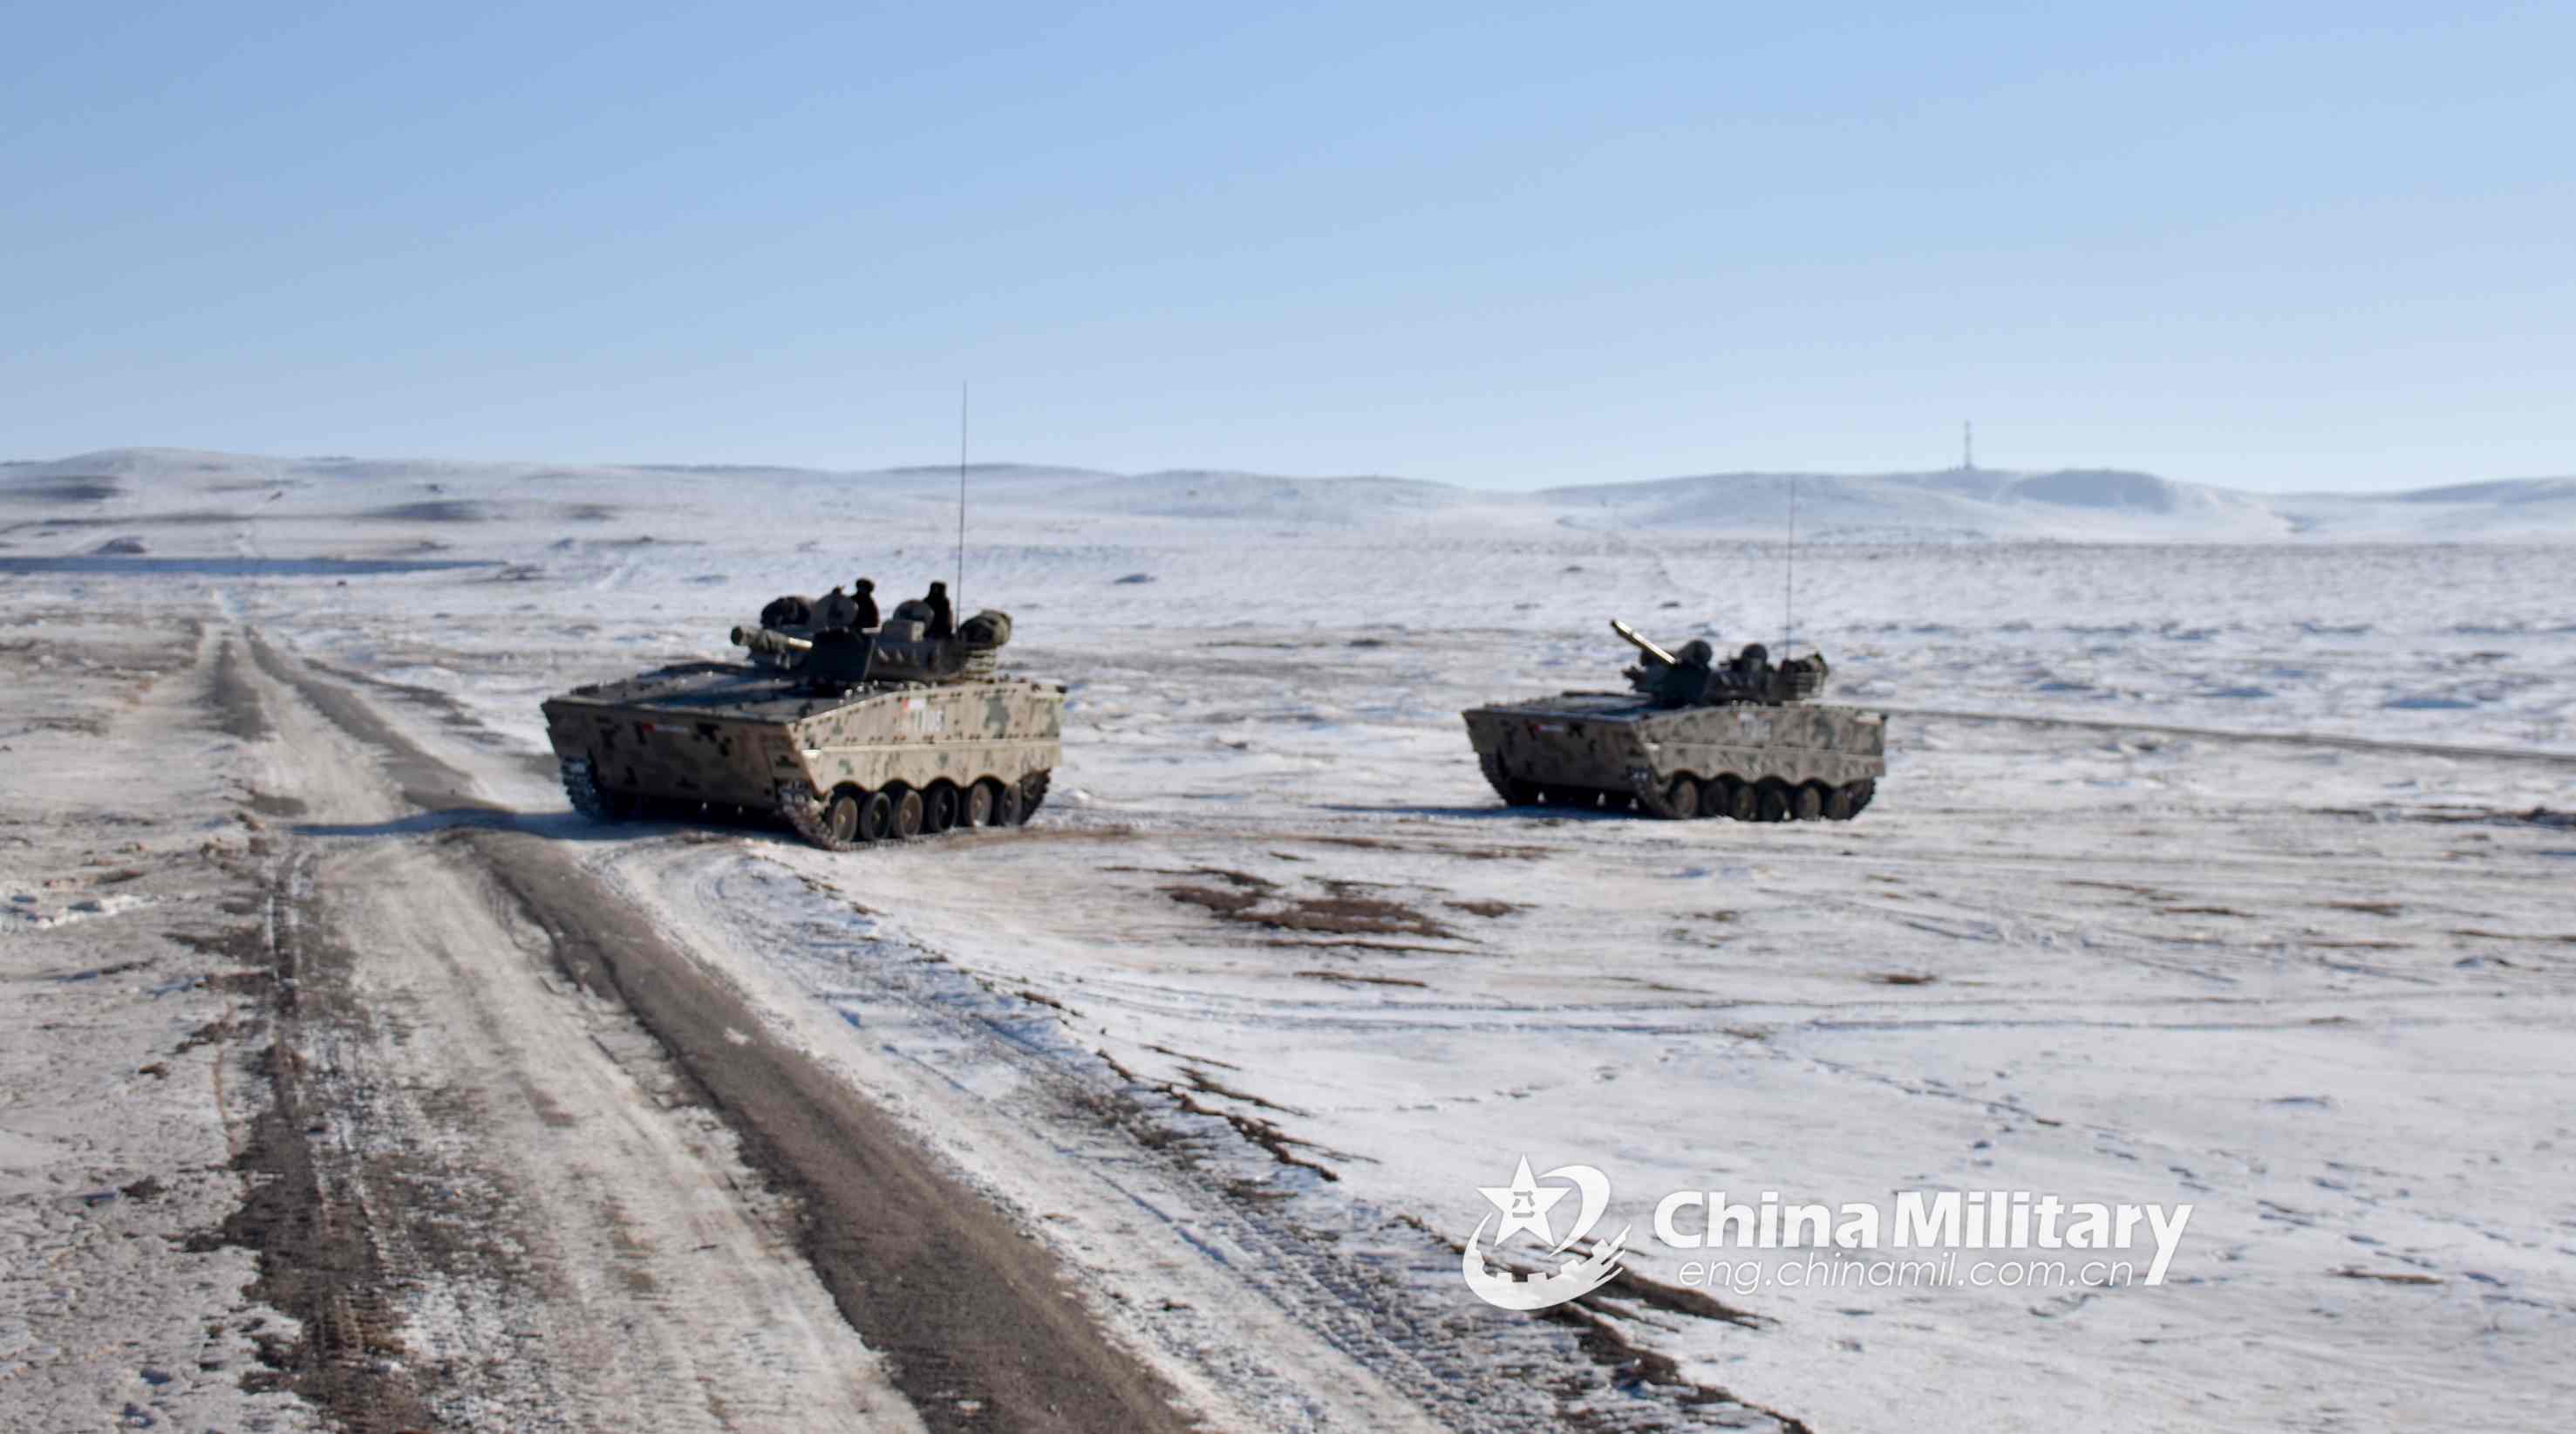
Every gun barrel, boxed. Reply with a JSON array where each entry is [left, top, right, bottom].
[[1610, 618, 1678, 666], [731, 625, 814, 655]]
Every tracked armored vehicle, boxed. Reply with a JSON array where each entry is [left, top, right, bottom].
[[1462, 619, 1884, 822], [541, 605, 1061, 849]]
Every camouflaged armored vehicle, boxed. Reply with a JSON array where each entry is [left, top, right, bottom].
[[1462, 619, 1884, 822], [542, 604, 1061, 849]]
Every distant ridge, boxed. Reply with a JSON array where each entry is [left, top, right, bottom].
[[6, 447, 2573, 543]]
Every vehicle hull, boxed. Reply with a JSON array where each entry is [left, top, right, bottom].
[[542, 662, 1062, 816]]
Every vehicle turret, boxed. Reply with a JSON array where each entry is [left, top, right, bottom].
[[730, 608, 1016, 692], [1612, 618, 1829, 707]]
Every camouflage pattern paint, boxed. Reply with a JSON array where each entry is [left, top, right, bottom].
[[542, 666, 1062, 809], [1463, 622, 1888, 821]]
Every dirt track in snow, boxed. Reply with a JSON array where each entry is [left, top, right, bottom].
[[222, 627, 1194, 1432]]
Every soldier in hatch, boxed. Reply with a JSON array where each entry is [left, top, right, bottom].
[[813, 585, 861, 631], [921, 580, 955, 640], [1657, 638, 1719, 705], [850, 577, 880, 631], [758, 593, 813, 630], [1724, 643, 1772, 697], [1626, 637, 1717, 707]]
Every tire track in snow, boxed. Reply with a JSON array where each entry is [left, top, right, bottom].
[[240, 628, 1196, 1434]]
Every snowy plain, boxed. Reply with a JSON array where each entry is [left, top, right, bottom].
[[4, 447, 2573, 1431]]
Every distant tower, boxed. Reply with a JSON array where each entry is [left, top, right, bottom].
[[1962, 420, 1976, 472]]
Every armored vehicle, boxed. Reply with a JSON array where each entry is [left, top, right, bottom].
[[1462, 619, 1884, 822], [541, 605, 1061, 849]]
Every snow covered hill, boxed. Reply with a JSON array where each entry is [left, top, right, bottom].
[[5, 447, 2573, 543]]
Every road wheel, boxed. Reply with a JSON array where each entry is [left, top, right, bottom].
[[1662, 775, 1701, 821], [1019, 769, 1050, 821], [964, 779, 996, 827], [1794, 783, 1826, 821], [821, 789, 862, 846], [1689, 781, 1723, 819], [856, 790, 894, 843], [1825, 783, 1857, 821], [884, 783, 923, 839], [922, 781, 958, 835], [1847, 779, 1877, 816], [993, 780, 1024, 827], [1756, 781, 1792, 823], [1723, 778, 1758, 823], [563, 761, 636, 822]]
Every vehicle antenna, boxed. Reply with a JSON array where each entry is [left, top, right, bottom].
[[956, 379, 969, 616], [1783, 475, 1797, 660]]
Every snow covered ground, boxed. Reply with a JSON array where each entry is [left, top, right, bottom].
[[5, 448, 2573, 1431]]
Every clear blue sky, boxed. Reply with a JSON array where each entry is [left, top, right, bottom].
[[3, 3, 2567, 490]]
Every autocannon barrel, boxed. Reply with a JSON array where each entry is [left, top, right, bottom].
[[731, 625, 814, 656], [1610, 618, 1678, 666]]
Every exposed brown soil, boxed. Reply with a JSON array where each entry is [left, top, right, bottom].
[[208, 638, 270, 741], [182, 859, 443, 1434], [1163, 879, 1462, 941], [1265, 894, 1456, 940], [2331, 1267, 2443, 1286], [2063, 878, 2177, 901], [1177, 1067, 1309, 1116], [1257, 938, 1465, 956], [1165, 884, 1264, 916], [1143, 1041, 1239, 1071], [1109, 864, 1276, 889], [2407, 805, 2574, 829], [1301, 835, 1551, 861], [1094, 1053, 1357, 1184], [1294, 969, 1429, 988]]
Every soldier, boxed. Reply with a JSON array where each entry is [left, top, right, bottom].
[[813, 585, 861, 631], [1728, 643, 1771, 695], [922, 580, 955, 640], [1654, 639, 1716, 706], [757, 593, 813, 630], [850, 577, 880, 631]]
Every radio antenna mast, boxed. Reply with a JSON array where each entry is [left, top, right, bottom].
[[955, 380, 969, 616], [1783, 475, 1798, 660]]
